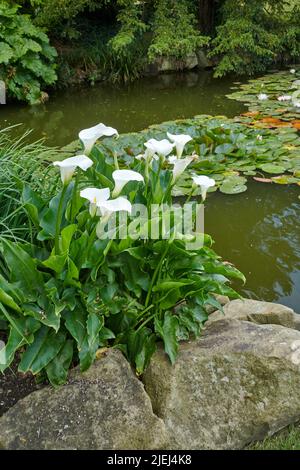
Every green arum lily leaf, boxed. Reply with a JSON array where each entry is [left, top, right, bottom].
[[45, 339, 74, 387], [202, 262, 246, 284], [1, 239, 44, 296], [153, 280, 195, 292], [18, 326, 66, 375], [155, 312, 179, 365], [0, 287, 22, 314], [0, 316, 40, 372], [22, 184, 46, 228], [126, 327, 156, 375]]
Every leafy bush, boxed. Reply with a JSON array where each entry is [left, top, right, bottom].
[[210, 0, 300, 77], [148, 0, 209, 61], [0, 124, 244, 385], [0, 2, 57, 104]]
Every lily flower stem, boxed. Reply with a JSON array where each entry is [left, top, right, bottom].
[[113, 151, 119, 170], [136, 312, 157, 333], [186, 186, 196, 203], [145, 243, 170, 308], [70, 174, 79, 222], [54, 184, 68, 255]]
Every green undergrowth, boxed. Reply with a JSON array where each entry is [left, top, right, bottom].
[[248, 423, 300, 450]]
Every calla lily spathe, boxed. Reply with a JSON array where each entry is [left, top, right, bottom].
[[169, 155, 196, 183], [80, 187, 110, 216], [97, 196, 132, 217], [192, 175, 215, 201], [79, 123, 118, 154], [290, 69, 296, 74], [53, 155, 93, 185], [144, 138, 174, 158], [167, 132, 192, 159], [112, 169, 144, 197]]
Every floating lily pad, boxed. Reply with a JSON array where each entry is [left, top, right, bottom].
[[219, 176, 247, 195], [259, 163, 286, 174]]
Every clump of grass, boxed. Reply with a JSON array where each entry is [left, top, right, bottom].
[[0, 126, 63, 242], [248, 423, 300, 450]]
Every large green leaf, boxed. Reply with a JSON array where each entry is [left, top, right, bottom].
[[155, 312, 179, 364], [18, 326, 66, 374], [2, 239, 44, 295], [39, 183, 73, 239], [45, 340, 74, 387], [0, 317, 40, 372]]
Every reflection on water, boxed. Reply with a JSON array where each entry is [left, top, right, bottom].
[[205, 181, 300, 311], [0, 71, 244, 146]]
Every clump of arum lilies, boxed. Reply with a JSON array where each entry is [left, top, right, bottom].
[[0, 122, 243, 387]]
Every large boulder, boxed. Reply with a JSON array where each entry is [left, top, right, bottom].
[[0, 349, 167, 450], [207, 298, 298, 329], [143, 319, 300, 449]]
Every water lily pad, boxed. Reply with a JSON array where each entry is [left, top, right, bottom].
[[259, 163, 286, 174], [219, 176, 247, 195]]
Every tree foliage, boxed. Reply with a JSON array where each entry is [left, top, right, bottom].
[[2, 0, 300, 102], [0, 1, 57, 104]]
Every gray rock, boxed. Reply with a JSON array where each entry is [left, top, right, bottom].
[[143, 319, 300, 449], [207, 298, 297, 329], [196, 49, 211, 68], [151, 54, 199, 74], [0, 349, 167, 450]]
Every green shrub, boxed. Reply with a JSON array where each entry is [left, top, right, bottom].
[[0, 124, 244, 386], [0, 2, 57, 104], [148, 0, 209, 61]]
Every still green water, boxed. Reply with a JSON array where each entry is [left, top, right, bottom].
[[0, 71, 299, 311], [0, 71, 244, 146]]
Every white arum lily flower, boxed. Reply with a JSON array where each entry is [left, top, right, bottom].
[[135, 151, 159, 162], [293, 101, 300, 108], [53, 155, 93, 185], [257, 93, 268, 101], [290, 69, 296, 74], [192, 175, 215, 201], [80, 187, 110, 216], [144, 138, 174, 158], [79, 123, 118, 154], [97, 197, 132, 216], [278, 95, 292, 101], [257, 134, 263, 141], [169, 155, 195, 183], [167, 132, 192, 159], [112, 169, 144, 197]]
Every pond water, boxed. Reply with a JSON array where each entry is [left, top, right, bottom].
[[0, 71, 299, 311], [0, 71, 244, 146]]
